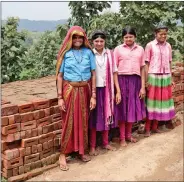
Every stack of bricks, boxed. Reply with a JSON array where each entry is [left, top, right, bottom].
[[1, 98, 62, 181]]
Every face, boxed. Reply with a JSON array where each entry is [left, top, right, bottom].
[[72, 34, 84, 48], [155, 29, 168, 43], [123, 33, 135, 46], [93, 37, 105, 52]]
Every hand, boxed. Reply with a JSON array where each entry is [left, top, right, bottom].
[[115, 92, 121, 105], [171, 81, 175, 89], [139, 87, 146, 99], [58, 99, 66, 112], [90, 97, 96, 110]]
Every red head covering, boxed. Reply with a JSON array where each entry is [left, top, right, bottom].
[[56, 26, 92, 76]]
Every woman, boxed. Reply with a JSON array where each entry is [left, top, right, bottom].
[[89, 30, 121, 156], [56, 26, 96, 170], [114, 27, 146, 146], [144, 26, 175, 137]]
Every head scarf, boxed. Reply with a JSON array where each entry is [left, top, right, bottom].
[[56, 26, 92, 76]]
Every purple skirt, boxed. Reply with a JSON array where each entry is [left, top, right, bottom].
[[114, 75, 146, 123], [89, 87, 118, 131]]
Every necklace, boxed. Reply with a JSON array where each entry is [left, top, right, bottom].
[[96, 54, 106, 69], [72, 49, 83, 63]]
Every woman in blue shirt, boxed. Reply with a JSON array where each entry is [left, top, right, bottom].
[[56, 26, 96, 171]]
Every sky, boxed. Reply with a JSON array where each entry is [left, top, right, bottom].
[[2, 1, 120, 21]]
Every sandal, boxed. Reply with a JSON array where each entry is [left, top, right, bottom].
[[144, 131, 151, 137], [59, 155, 69, 171], [79, 154, 91, 162], [103, 144, 117, 151], [126, 137, 138, 143], [89, 148, 99, 156], [152, 129, 162, 133]]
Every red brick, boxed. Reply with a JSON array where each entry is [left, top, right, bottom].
[[2, 123, 21, 135], [8, 114, 21, 124], [20, 131, 26, 139], [32, 99, 50, 110], [48, 139, 54, 148], [18, 103, 34, 113], [49, 98, 58, 106], [3, 149, 14, 160], [25, 147, 31, 156], [2, 134, 15, 142], [36, 116, 52, 127], [13, 167, 19, 176], [3, 157, 23, 169], [2, 168, 13, 178], [20, 112, 34, 122], [1, 116, 9, 126], [42, 141, 48, 150], [14, 132, 21, 141], [44, 108, 51, 116], [31, 128, 38, 137], [13, 148, 20, 158], [37, 126, 43, 135], [39, 132, 54, 144], [54, 120, 62, 130], [19, 148, 26, 157], [21, 136, 39, 147], [8, 173, 28, 182], [42, 122, 55, 134], [52, 113, 61, 123], [24, 163, 31, 173], [1, 140, 8, 152], [25, 129, 32, 138], [40, 148, 54, 159], [1, 104, 18, 116], [37, 143, 42, 152], [18, 166, 24, 175], [24, 153, 40, 164], [50, 106, 55, 115], [32, 144, 38, 154], [33, 109, 45, 120], [54, 105, 60, 114], [21, 120, 36, 131]]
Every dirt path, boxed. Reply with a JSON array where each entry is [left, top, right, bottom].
[[28, 120, 183, 181]]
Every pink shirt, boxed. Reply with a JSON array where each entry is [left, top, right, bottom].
[[114, 43, 145, 76], [144, 39, 172, 73]]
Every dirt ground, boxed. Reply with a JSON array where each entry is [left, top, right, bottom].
[[2, 76, 183, 181]]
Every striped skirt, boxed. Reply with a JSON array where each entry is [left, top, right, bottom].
[[146, 74, 175, 121]]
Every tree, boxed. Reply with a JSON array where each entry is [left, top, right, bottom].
[[68, 1, 112, 32]]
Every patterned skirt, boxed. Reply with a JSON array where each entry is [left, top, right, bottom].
[[146, 73, 175, 121]]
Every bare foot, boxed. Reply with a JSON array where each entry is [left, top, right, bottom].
[[144, 131, 151, 137], [103, 144, 116, 151], [152, 129, 162, 133], [59, 154, 69, 171], [120, 140, 128, 147], [80, 154, 91, 162], [126, 137, 138, 143], [89, 147, 99, 156]]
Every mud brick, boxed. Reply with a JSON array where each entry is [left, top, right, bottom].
[[54, 105, 60, 114], [19, 148, 25, 157], [58, 121, 62, 129], [3, 157, 23, 169], [13, 167, 19, 176], [21, 136, 39, 147], [24, 153, 40, 164], [50, 106, 55, 115], [37, 126, 43, 135], [53, 121, 59, 130], [39, 132, 54, 144], [8, 114, 21, 124], [37, 116, 52, 127], [3, 149, 14, 160], [27, 168, 43, 180], [32, 144, 38, 154], [32, 99, 50, 110], [1, 140, 8, 152], [181, 74, 184, 80], [34, 160, 42, 168], [40, 148, 54, 159], [54, 137, 61, 147], [18, 166, 24, 175], [1, 104, 18, 116], [20, 112, 34, 122], [13, 148, 20, 158], [48, 139, 54, 148], [32, 128, 38, 137], [18, 103, 34, 113], [2, 168, 13, 178], [20, 131, 26, 139], [24, 163, 31, 173], [46, 156, 52, 165], [21, 120, 37, 131], [2, 134, 15, 142], [2, 123, 21, 135], [25, 147, 31, 156], [37, 143, 42, 152], [42, 141, 48, 150], [14, 132, 21, 141], [41, 157, 47, 166], [33, 109, 45, 120], [42, 123, 55, 134], [44, 108, 51, 116], [1, 116, 9, 126], [8, 173, 28, 182], [52, 113, 61, 123], [25, 129, 32, 138], [49, 97, 58, 106]]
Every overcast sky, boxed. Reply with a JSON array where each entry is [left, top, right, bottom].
[[2, 1, 120, 21]]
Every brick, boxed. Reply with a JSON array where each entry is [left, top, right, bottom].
[[52, 113, 61, 123], [24, 153, 40, 164], [25, 147, 31, 156], [13, 148, 20, 158], [20, 131, 26, 139], [37, 126, 43, 135], [39, 132, 54, 144], [54, 120, 62, 130], [46, 156, 52, 165], [32, 144, 38, 154], [36, 116, 52, 127], [1, 140, 8, 152], [20, 112, 34, 122], [18, 103, 34, 113], [1, 116, 9, 126], [18, 166, 24, 175], [19, 148, 26, 157], [1, 99, 11, 105], [33, 109, 45, 120], [13, 167, 19, 176], [2, 123, 21, 135], [25, 129, 32, 138], [2, 134, 15, 142], [3, 157, 23, 169], [34, 160, 42, 168], [41, 157, 47, 166], [54, 137, 61, 147], [44, 108, 51, 116], [1, 104, 18, 116], [48, 139, 54, 148], [42, 122, 55, 134], [37, 144, 42, 152], [53, 129, 62, 137], [21, 136, 39, 147], [42, 141, 48, 150], [49, 98, 58, 106], [8, 173, 28, 182], [50, 106, 55, 115], [14, 132, 21, 141], [2, 168, 13, 178], [21, 120, 37, 131], [54, 105, 60, 114], [8, 114, 21, 124], [40, 148, 54, 159], [3, 149, 14, 160], [24, 163, 31, 173], [32, 99, 50, 110], [31, 128, 38, 137], [27, 168, 43, 180]]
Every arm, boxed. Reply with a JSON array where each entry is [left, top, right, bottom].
[[90, 70, 96, 110], [113, 72, 121, 104]]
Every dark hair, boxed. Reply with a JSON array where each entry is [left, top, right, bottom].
[[154, 26, 168, 33], [122, 27, 136, 37], [91, 30, 106, 40]]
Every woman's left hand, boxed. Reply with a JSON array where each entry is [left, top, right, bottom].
[[139, 87, 146, 99], [90, 97, 96, 110], [116, 92, 121, 105]]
